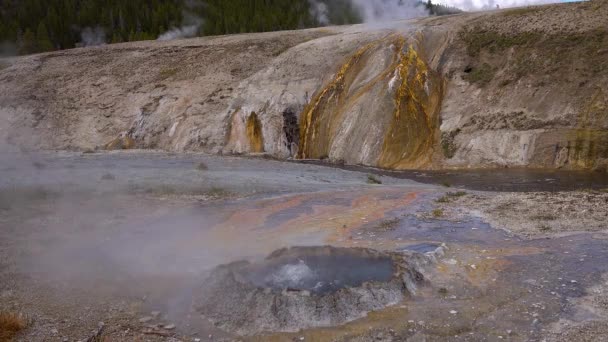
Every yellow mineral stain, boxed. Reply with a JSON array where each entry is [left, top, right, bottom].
[[103, 136, 135, 150], [297, 33, 445, 169], [298, 40, 380, 159], [378, 36, 445, 169], [569, 89, 608, 169], [246, 111, 264, 153]]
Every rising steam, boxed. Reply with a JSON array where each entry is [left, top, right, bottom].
[[308, 0, 330, 25], [158, 6, 203, 41], [80, 27, 106, 47], [352, 0, 430, 22]]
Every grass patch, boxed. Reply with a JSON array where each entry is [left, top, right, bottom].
[[195, 162, 208, 171], [502, 6, 541, 17], [459, 27, 541, 57], [464, 63, 495, 86], [376, 218, 400, 231], [271, 44, 291, 57], [530, 214, 557, 221], [367, 174, 382, 185], [0, 61, 8, 71], [538, 224, 552, 232], [440, 181, 452, 188], [432, 209, 444, 218], [436, 191, 468, 203], [441, 129, 461, 159], [159, 67, 178, 79], [459, 26, 608, 81], [0, 312, 27, 341], [133, 184, 233, 199]]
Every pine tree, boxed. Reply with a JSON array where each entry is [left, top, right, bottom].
[[36, 22, 54, 52], [20, 28, 36, 55]]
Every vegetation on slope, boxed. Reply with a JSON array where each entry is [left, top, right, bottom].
[[0, 0, 460, 56]]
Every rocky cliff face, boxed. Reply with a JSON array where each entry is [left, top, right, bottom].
[[1, 0, 607, 171]]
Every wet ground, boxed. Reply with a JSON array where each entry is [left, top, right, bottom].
[[296, 160, 608, 192], [1, 152, 608, 341]]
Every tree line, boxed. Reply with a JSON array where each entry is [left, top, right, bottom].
[[0, 0, 460, 56]]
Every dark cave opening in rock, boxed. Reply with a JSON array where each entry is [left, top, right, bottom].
[[282, 108, 299, 156]]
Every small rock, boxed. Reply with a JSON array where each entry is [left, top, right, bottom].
[[139, 316, 153, 323], [194, 339, 201, 342], [101, 173, 116, 180], [444, 259, 457, 265], [151, 311, 161, 318], [164, 324, 176, 330], [51, 328, 59, 335], [449, 310, 458, 314]]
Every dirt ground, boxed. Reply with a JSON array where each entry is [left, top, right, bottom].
[[436, 189, 608, 238]]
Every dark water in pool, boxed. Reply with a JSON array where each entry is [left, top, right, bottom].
[[242, 248, 395, 294]]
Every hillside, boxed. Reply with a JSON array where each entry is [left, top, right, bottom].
[[0, 0, 607, 171]]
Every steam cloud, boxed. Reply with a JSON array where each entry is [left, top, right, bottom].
[[308, 0, 330, 25], [444, 0, 557, 10], [352, 0, 430, 22], [80, 27, 106, 47], [157, 24, 200, 41], [158, 10, 203, 41], [0, 41, 17, 57], [445, 0, 559, 11]]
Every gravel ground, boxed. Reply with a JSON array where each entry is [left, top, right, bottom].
[[436, 190, 608, 238]]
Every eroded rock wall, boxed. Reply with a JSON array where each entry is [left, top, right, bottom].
[[1, 0, 607, 171]]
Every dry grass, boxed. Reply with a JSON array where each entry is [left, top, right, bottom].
[[376, 218, 400, 231], [195, 162, 208, 171], [463, 63, 495, 86], [159, 67, 178, 79], [0, 312, 27, 342], [366, 174, 382, 185], [432, 209, 444, 218], [459, 26, 608, 83], [502, 6, 542, 17], [436, 191, 468, 203]]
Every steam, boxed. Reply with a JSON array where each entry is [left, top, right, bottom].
[[444, 0, 557, 10], [308, 0, 330, 25], [158, 12, 202, 41], [352, 0, 430, 22], [80, 27, 106, 47], [158, 25, 200, 41], [0, 41, 17, 57]]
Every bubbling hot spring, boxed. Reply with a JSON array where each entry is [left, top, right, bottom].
[[195, 246, 436, 335], [243, 247, 394, 294]]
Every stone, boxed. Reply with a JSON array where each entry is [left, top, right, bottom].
[[139, 316, 153, 323]]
